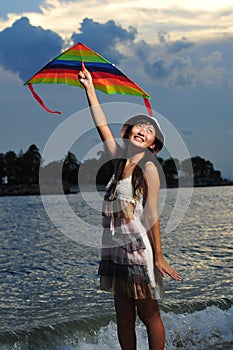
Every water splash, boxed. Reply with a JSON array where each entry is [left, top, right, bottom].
[[1, 305, 232, 350]]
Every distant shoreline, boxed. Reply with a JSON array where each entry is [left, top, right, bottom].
[[1, 182, 232, 197]]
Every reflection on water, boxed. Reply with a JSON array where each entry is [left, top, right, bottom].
[[0, 186, 232, 349]]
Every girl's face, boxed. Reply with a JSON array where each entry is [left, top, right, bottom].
[[128, 121, 156, 151]]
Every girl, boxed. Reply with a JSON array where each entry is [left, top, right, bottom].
[[79, 67, 181, 350]]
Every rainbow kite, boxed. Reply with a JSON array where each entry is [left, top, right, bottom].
[[24, 42, 152, 116]]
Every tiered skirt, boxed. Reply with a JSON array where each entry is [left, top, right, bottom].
[[98, 218, 164, 300]]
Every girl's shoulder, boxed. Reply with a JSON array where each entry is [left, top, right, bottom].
[[143, 160, 160, 186], [144, 160, 159, 174]]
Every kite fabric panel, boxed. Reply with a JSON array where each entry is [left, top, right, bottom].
[[24, 42, 152, 116]]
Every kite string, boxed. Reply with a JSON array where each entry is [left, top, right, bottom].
[[27, 84, 61, 115]]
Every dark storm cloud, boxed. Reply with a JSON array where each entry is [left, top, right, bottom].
[[157, 31, 194, 54], [71, 18, 137, 64], [145, 55, 196, 87], [167, 38, 194, 54], [0, 17, 64, 81], [133, 32, 196, 88], [146, 32, 233, 89], [149, 60, 170, 79], [134, 39, 152, 60]]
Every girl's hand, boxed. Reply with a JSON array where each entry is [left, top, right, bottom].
[[155, 257, 181, 281], [78, 63, 93, 90]]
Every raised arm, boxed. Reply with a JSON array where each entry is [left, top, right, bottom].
[[78, 66, 120, 157], [144, 161, 181, 281]]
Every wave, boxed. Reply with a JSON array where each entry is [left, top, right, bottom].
[[0, 301, 232, 350], [161, 297, 232, 313]]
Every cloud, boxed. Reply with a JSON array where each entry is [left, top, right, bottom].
[[143, 50, 197, 88], [157, 30, 170, 44], [131, 34, 197, 88], [198, 65, 226, 87], [149, 60, 170, 79], [134, 39, 155, 61], [1, 0, 233, 46], [180, 128, 196, 136], [0, 16, 137, 82], [132, 31, 233, 89], [0, 17, 64, 81], [71, 17, 137, 64], [1, 12, 233, 91], [167, 38, 194, 54], [201, 51, 223, 63]]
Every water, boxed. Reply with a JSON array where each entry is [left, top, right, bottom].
[[0, 186, 232, 349]]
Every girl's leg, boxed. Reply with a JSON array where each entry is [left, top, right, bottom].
[[136, 299, 165, 350], [114, 295, 137, 350]]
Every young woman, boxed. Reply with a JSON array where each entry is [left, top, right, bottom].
[[79, 66, 181, 350]]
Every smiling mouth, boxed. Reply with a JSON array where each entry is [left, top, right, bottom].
[[134, 136, 144, 143]]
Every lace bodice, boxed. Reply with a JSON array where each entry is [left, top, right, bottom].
[[106, 175, 143, 205]]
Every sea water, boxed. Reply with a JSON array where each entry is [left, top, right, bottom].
[[0, 186, 232, 349]]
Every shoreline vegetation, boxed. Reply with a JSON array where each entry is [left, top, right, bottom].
[[0, 144, 232, 197]]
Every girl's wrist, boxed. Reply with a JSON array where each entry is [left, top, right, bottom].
[[86, 83, 95, 94], [155, 251, 163, 260]]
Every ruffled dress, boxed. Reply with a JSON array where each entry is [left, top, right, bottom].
[[98, 175, 164, 300]]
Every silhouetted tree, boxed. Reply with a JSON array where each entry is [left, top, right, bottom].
[[63, 151, 80, 185], [180, 156, 223, 186], [191, 156, 223, 185], [180, 158, 193, 184], [162, 158, 179, 186], [95, 150, 115, 185], [17, 145, 41, 185], [0, 143, 229, 195], [0, 153, 7, 184], [5, 151, 18, 185], [40, 160, 62, 181]]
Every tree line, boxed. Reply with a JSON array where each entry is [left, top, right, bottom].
[[0, 144, 231, 195]]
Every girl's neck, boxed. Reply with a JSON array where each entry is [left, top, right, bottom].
[[122, 151, 145, 179], [125, 145, 146, 164], [126, 154, 143, 165]]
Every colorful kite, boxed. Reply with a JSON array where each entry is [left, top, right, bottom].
[[24, 42, 153, 116]]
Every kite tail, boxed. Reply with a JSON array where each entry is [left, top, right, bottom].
[[27, 84, 61, 115], [143, 97, 153, 117]]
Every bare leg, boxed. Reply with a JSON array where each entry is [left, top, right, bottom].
[[114, 295, 137, 350], [136, 299, 165, 350]]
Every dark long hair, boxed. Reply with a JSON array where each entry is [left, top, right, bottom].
[[105, 115, 164, 205], [105, 120, 162, 204], [105, 154, 155, 205]]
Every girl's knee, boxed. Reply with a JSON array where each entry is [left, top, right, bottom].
[[138, 311, 161, 328], [116, 308, 136, 328], [136, 300, 161, 326]]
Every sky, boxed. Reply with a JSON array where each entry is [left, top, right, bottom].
[[0, 0, 233, 179]]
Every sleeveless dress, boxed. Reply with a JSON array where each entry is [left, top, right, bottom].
[[98, 175, 164, 300]]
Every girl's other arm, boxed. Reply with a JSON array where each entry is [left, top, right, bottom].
[[144, 161, 181, 281]]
